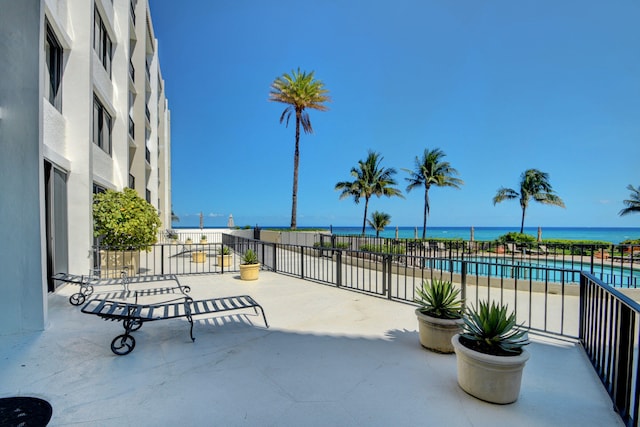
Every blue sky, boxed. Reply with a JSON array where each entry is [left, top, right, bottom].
[[149, 0, 639, 229]]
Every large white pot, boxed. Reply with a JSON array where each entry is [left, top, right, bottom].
[[415, 309, 464, 354], [451, 334, 529, 404]]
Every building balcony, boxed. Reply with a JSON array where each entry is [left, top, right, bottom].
[[1, 271, 622, 425]]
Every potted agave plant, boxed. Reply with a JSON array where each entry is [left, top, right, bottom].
[[217, 245, 232, 267], [414, 279, 464, 353], [239, 248, 260, 280], [451, 300, 530, 404]]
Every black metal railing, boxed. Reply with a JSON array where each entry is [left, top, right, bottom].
[[323, 235, 640, 288], [580, 273, 640, 427], [89, 233, 637, 425]]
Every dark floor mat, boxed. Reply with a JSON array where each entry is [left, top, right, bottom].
[[0, 397, 52, 427]]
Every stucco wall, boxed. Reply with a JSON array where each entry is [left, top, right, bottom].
[[0, 0, 47, 334]]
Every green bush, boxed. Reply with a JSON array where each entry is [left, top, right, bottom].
[[93, 188, 161, 251], [620, 238, 640, 245], [496, 232, 536, 244], [415, 279, 463, 319]]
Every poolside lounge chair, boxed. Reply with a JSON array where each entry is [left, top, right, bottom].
[[506, 243, 521, 254]]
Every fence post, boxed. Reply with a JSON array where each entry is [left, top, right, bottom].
[[336, 250, 342, 287], [160, 244, 164, 275], [384, 255, 392, 300], [300, 246, 305, 279], [461, 261, 467, 309]]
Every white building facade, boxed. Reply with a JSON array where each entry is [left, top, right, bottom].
[[0, 0, 171, 334]]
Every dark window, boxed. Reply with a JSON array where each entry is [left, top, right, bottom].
[[145, 189, 151, 203], [93, 96, 112, 154], [93, 8, 112, 76], [93, 183, 107, 194], [45, 20, 63, 111]]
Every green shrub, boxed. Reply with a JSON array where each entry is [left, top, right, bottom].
[[241, 249, 259, 264], [496, 232, 536, 244], [620, 238, 640, 245], [415, 279, 463, 319], [93, 188, 161, 251], [461, 300, 529, 356]]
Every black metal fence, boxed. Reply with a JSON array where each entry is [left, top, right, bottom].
[[90, 233, 639, 424], [322, 234, 640, 288], [580, 273, 640, 427]]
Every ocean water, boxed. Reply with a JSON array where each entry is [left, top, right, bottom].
[[327, 226, 640, 244]]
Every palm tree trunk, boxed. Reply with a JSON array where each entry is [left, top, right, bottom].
[[422, 188, 429, 239], [520, 207, 526, 234], [291, 111, 301, 230], [362, 198, 370, 236]]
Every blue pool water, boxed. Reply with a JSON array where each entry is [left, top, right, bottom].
[[425, 257, 639, 288]]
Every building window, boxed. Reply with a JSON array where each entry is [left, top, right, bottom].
[[145, 189, 151, 203], [45, 20, 63, 111], [93, 183, 107, 194], [93, 7, 112, 76], [93, 96, 112, 154]]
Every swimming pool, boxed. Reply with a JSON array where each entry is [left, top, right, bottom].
[[423, 257, 640, 288]]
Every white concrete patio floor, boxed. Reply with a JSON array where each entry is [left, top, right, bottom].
[[1, 271, 623, 426]]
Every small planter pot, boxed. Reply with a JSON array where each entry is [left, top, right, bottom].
[[217, 254, 232, 267], [191, 251, 206, 263], [239, 263, 260, 281], [415, 309, 463, 354], [451, 334, 529, 404]]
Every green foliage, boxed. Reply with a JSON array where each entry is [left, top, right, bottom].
[[367, 211, 391, 237], [359, 244, 405, 254], [461, 301, 529, 356], [335, 150, 403, 236], [496, 232, 536, 243], [415, 279, 463, 319], [220, 246, 232, 255], [241, 249, 259, 265], [93, 188, 161, 251], [621, 238, 640, 245], [200, 235, 207, 240]]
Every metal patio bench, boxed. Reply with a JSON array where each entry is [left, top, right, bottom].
[[81, 294, 269, 355], [52, 271, 190, 306]]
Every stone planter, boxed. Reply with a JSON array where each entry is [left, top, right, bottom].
[[191, 251, 206, 263], [415, 309, 464, 354], [217, 254, 232, 267], [451, 334, 529, 404], [239, 263, 260, 281], [99, 250, 140, 278]]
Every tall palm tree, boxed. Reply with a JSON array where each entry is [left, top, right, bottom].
[[493, 169, 565, 233], [367, 211, 391, 237], [269, 68, 330, 230], [619, 184, 640, 216], [335, 150, 403, 236], [404, 148, 463, 239]]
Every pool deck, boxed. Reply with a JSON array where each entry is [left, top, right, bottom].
[[0, 272, 624, 426]]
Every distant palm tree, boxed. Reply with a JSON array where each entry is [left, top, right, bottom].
[[404, 148, 463, 239], [493, 169, 565, 233], [269, 68, 330, 230], [335, 151, 403, 236], [367, 211, 391, 237], [619, 184, 640, 216]]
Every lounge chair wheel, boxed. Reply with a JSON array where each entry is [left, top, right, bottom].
[[111, 334, 135, 355], [69, 293, 85, 306], [123, 319, 143, 332]]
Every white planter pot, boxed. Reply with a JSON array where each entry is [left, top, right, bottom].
[[451, 334, 529, 404], [415, 309, 464, 354]]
